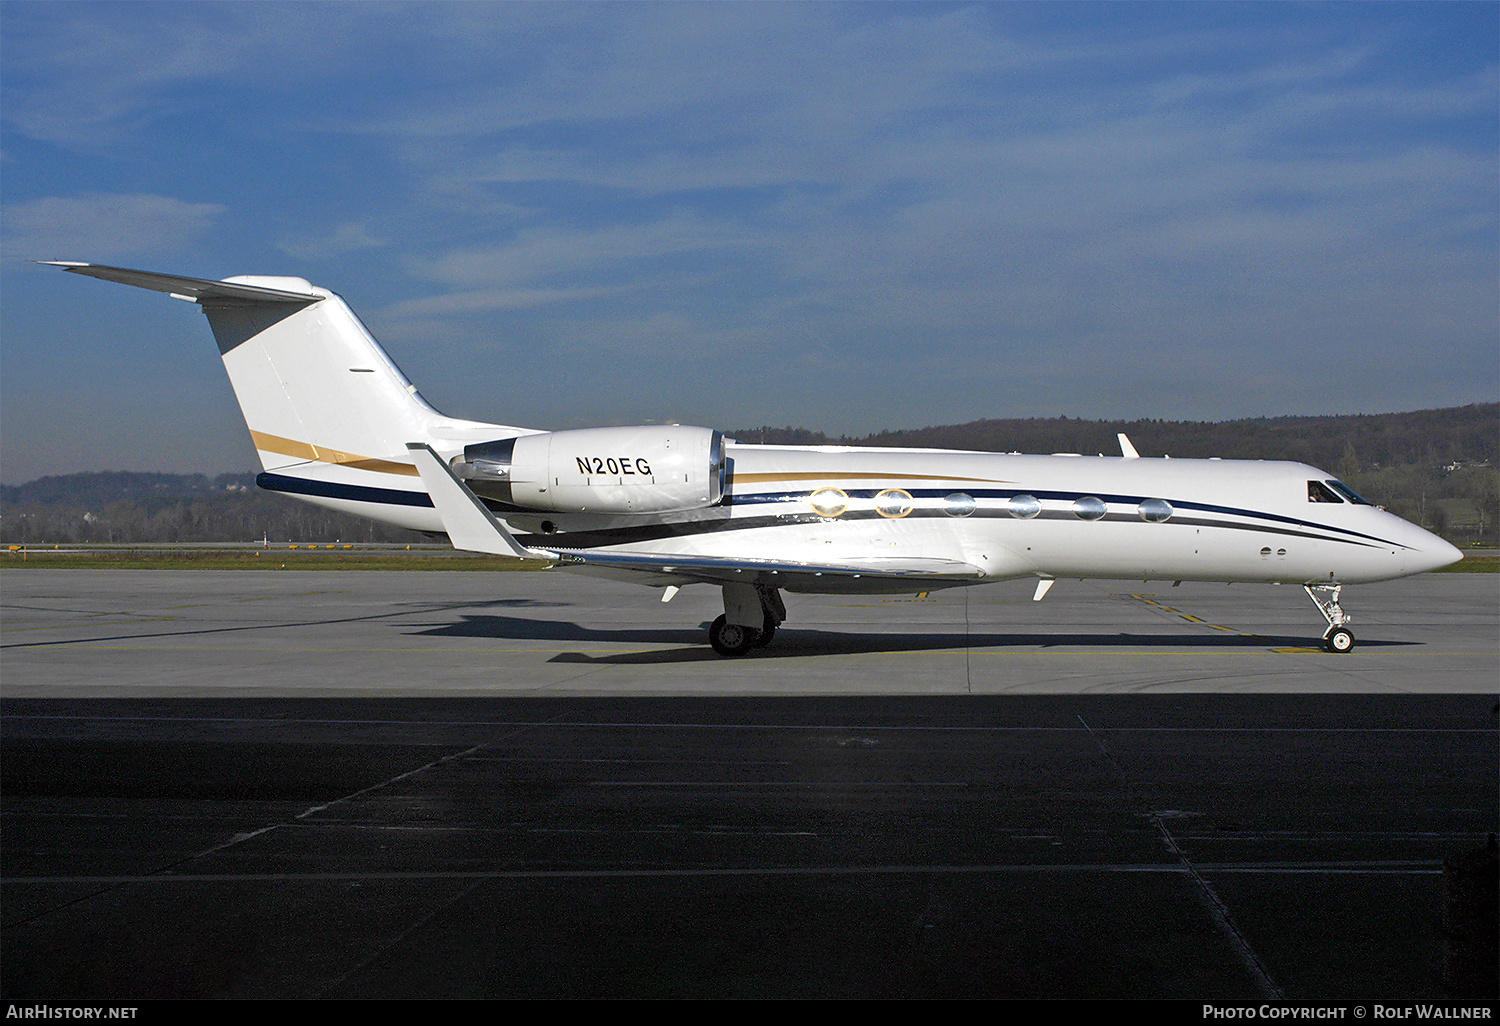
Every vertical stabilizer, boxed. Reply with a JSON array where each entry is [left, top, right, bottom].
[[203, 279, 443, 475], [44, 262, 524, 532]]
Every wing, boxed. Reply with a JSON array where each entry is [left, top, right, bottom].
[[551, 549, 986, 591], [407, 443, 986, 590]]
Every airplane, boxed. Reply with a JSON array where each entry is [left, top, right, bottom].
[[43, 261, 1463, 656]]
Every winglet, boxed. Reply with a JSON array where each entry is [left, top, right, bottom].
[[406, 443, 556, 561], [1118, 433, 1140, 459]]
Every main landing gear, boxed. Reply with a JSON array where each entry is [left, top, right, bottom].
[[1305, 583, 1354, 653], [709, 583, 784, 657]]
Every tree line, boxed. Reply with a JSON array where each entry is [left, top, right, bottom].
[[1, 472, 419, 546], [731, 403, 1497, 468]]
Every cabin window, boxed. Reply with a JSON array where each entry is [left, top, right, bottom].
[[1326, 480, 1372, 505], [809, 487, 848, 518], [1138, 498, 1173, 523], [1308, 480, 1343, 503], [1007, 494, 1041, 519], [1072, 496, 1108, 521], [874, 489, 914, 519], [943, 493, 977, 518]]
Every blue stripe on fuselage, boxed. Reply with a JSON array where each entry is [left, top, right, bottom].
[[256, 472, 434, 508], [727, 487, 1408, 549]]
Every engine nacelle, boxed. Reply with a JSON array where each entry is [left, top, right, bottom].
[[456, 426, 725, 514]]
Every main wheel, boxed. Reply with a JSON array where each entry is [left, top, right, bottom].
[[709, 614, 758, 657], [753, 615, 777, 648], [1324, 627, 1354, 653]]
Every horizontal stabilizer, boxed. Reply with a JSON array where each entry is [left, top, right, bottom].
[[39, 262, 320, 304]]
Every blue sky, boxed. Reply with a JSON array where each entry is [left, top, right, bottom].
[[2, 1, 1496, 483]]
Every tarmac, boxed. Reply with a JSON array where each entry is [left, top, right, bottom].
[[2, 568, 1496, 696], [2, 569, 1497, 999]]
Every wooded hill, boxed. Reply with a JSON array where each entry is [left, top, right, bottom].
[[730, 403, 1498, 469], [3, 404, 1494, 546]]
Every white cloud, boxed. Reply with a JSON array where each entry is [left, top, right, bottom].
[[276, 223, 386, 262], [0, 4, 421, 148], [409, 214, 757, 289], [2, 193, 226, 261], [382, 283, 633, 320]]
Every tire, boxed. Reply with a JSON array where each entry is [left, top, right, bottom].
[[753, 616, 777, 648], [709, 614, 757, 657], [1324, 627, 1354, 653]]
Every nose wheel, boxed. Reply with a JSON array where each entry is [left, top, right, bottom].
[[1324, 626, 1355, 653], [1306, 584, 1355, 653]]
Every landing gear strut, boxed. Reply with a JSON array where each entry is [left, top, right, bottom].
[[1305, 583, 1354, 653], [709, 582, 784, 656]]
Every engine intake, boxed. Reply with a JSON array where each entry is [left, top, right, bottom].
[[455, 426, 725, 514]]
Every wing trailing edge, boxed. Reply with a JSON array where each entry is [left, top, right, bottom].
[[407, 444, 556, 561]]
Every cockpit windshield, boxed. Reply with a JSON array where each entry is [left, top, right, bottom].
[[1308, 480, 1373, 505], [1326, 480, 1372, 505], [1308, 480, 1342, 503]]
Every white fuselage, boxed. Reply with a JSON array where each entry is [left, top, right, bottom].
[[304, 439, 1455, 591]]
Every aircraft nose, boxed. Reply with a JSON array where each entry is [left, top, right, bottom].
[[1406, 533, 1463, 575]]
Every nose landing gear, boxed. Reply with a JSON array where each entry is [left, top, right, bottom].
[[1305, 583, 1355, 653]]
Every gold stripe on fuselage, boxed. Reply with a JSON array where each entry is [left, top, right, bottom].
[[249, 430, 420, 476]]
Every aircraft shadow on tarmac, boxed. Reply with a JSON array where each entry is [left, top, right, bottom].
[[412, 613, 1416, 663], [0, 597, 572, 651]]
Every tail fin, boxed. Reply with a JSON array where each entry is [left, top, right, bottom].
[[45, 262, 516, 531], [210, 276, 449, 477], [46, 261, 444, 471]]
